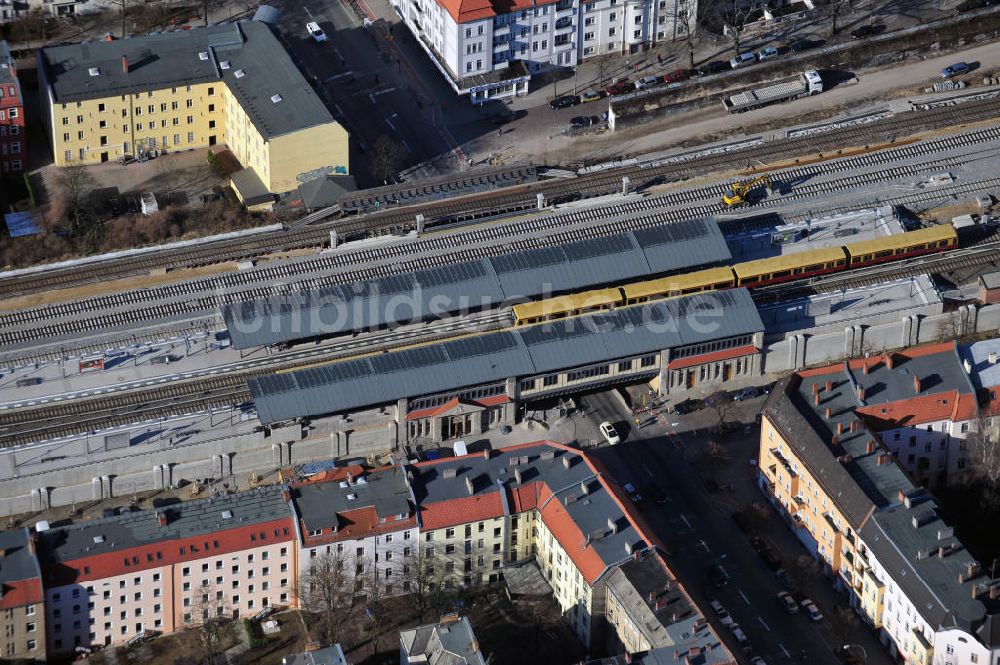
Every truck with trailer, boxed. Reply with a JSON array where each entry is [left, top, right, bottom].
[[722, 70, 823, 113]]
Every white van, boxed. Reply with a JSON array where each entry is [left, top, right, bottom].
[[306, 21, 327, 42], [730, 52, 756, 68], [634, 75, 660, 90]]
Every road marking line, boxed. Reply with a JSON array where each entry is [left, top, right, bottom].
[[698, 539, 709, 552], [680, 514, 692, 529], [757, 617, 771, 631], [324, 71, 354, 82], [779, 644, 790, 658], [739, 590, 750, 605]]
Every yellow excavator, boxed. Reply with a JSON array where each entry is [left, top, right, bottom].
[[722, 174, 774, 207]]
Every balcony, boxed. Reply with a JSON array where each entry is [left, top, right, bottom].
[[555, 0, 574, 12], [554, 16, 573, 29]]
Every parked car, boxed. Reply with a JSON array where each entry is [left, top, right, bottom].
[[752, 537, 783, 570], [801, 599, 824, 621], [646, 485, 669, 504], [850, 24, 884, 38], [635, 75, 661, 90], [750, 658, 769, 665], [730, 52, 756, 68], [702, 390, 731, 407], [306, 21, 327, 42], [549, 95, 580, 109], [15, 377, 43, 387], [709, 600, 734, 627], [706, 562, 728, 588], [699, 60, 729, 75], [777, 591, 798, 614], [730, 624, 751, 652], [788, 38, 824, 52], [673, 398, 702, 415], [605, 80, 632, 96], [757, 46, 779, 61], [571, 115, 601, 129], [600, 421, 621, 445], [623, 482, 642, 503], [941, 62, 970, 78], [733, 386, 762, 401], [580, 89, 605, 103], [663, 68, 692, 83]]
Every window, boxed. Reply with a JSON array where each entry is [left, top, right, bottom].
[[186, 116, 193, 124], [187, 132, 194, 143], [26, 640, 35, 651], [186, 99, 193, 108], [608, 27, 616, 36]]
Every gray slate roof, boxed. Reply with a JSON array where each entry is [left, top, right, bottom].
[[291, 465, 411, 532], [410, 443, 646, 578], [37, 485, 289, 566], [0, 528, 42, 586], [399, 616, 486, 665], [39, 21, 333, 140], [282, 644, 348, 665], [250, 289, 762, 424], [860, 496, 986, 632], [0, 41, 18, 87], [222, 217, 730, 349], [605, 549, 693, 649]]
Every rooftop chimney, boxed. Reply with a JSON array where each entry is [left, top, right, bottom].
[[937, 546, 946, 559], [655, 597, 669, 611], [580, 481, 589, 496], [648, 590, 656, 602], [825, 407, 832, 419], [863, 362, 871, 375], [831, 435, 839, 446], [607, 516, 618, 534], [877, 453, 889, 466], [465, 477, 474, 495], [483, 449, 490, 460], [886, 353, 895, 370], [837, 422, 844, 435], [850, 420, 859, 433], [914, 375, 922, 394], [470, 639, 479, 653], [122, 55, 128, 74], [562, 456, 571, 469], [857, 386, 866, 401], [156, 512, 167, 527], [825, 380, 833, 392], [815, 392, 822, 406], [898, 489, 907, 503], [514, 468, 522, 484], [866, 439, 877, 454], [813, 383, 821, 395]]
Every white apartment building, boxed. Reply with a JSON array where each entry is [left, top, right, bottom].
[[288, 465, 417, 597], [36, 486, 296, 656], [392, 0, 695, 102]]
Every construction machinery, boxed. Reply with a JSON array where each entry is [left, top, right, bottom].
[[722, 174, 773, 207]]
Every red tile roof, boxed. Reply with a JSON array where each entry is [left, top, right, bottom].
[[42, 518, 295, 587], [0, 577, 42, 609], [406, 395, 510, 422], [296, 464, 365, 485], [667, 344, 757, 370], [301, 507, 417, 546], [856, 389, 978, 430], [420, 492, 505, 531], [436, 0, 560, 24], [538, 489, 608, 585], [800, 341, 958, 378]]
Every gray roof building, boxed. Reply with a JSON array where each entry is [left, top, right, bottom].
[[250, 289, 763, 424], [222, 217, 730, 349], [290, 465, 412, 533], [0, 527, 43, 590], [410, 442, 650, 583], [282, 644, 348, 665], [36, 485, 290, 584], [39, 21, 333, 140], [399, 615, 486, 665], [605, 548, 694, 649], [0, 41, 19, 88]]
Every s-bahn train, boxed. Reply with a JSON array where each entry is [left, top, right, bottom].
[[512, 224, 957, 326]]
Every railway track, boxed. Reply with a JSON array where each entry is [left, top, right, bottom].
[[753, 240, 1000, 302], [5, 126, 1000, 352], [2, 96, 999, 300], [0, 309, 512, 448]]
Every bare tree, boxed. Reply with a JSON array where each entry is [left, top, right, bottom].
[[827, 0, 851, 36], [939, 310, 973, 344], [784, 554, 821, 594], [369, 135, 404, 185], [701, 0, 765, 55], [968, 406, 1000, 508], [403, 547, 439, 619], [156, 155, 183, 204], [360, 555, 391, 657], [183, 585, 232, 665], [298, 549, 350, 645], [707, 390, 734, 435], [829, 605, 860, 648], [54, 162, 96, 237]]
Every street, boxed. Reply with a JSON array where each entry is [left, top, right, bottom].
[[573, 388, 890, 665]]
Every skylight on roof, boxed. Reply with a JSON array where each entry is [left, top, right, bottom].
[[234, 69, 246, 78], [88, 67, 100, 77], [198, 51, 209, 61], [93, 535, 105, 544], [222, 510, 233, 519], [270, 94, 282, 104], [220, 60, 230, 69]]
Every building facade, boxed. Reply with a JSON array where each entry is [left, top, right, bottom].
[[0, 41, 25, 176], [36, 486, 296, 657], [0, 528, 45, 661], [392, 0, 696, 102], [759, 342, 1000, 665], [38, 21, 348, 200]]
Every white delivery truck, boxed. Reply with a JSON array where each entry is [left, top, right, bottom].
[[722, 70, 823, 113]]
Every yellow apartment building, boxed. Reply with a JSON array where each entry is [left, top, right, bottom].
[[38, 21, 348, 202]]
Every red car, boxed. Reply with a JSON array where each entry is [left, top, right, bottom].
[[605, 80, 632, 96], [663, 68, 692, 84]]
